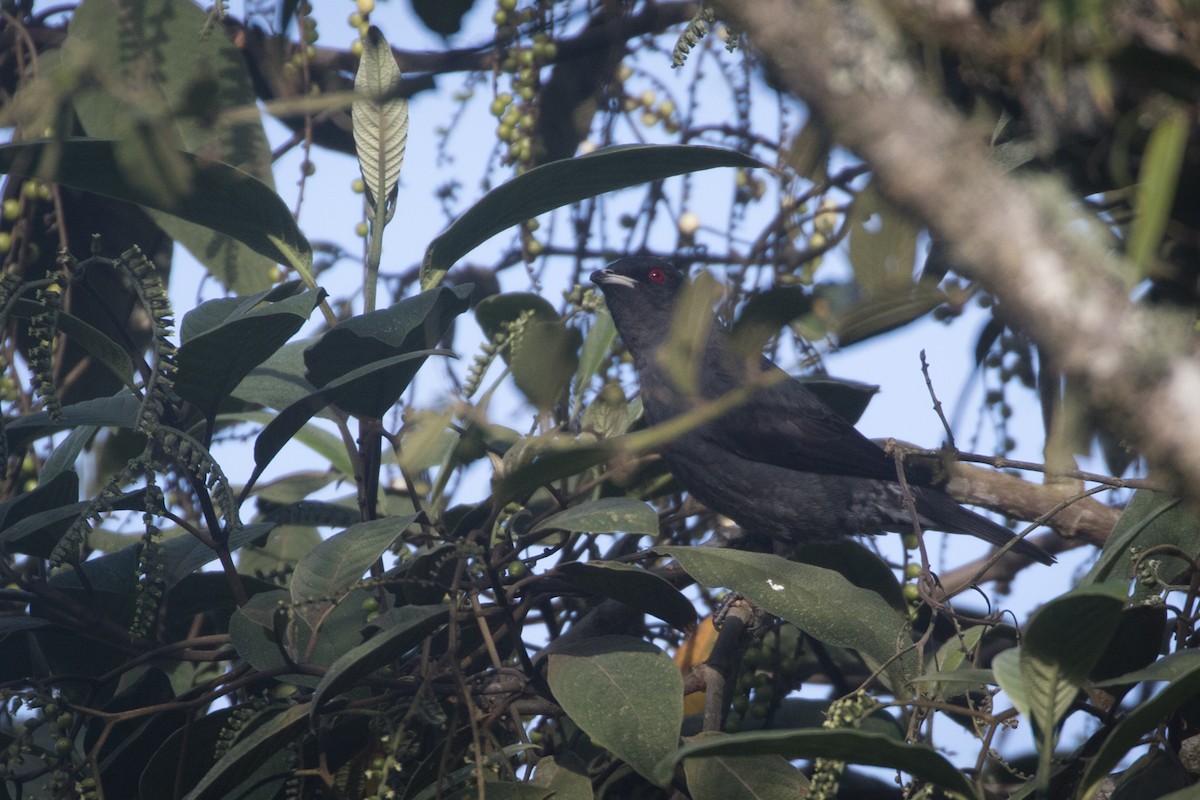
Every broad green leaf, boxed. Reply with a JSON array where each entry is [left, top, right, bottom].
[[575, 307, 617, 398], [311, 604, 449, 717], [1084, 490, 1196, 600], [683, 743, 808, 800], [511, 318, 581, 412], [68, 0, 272, 177], [656, 546, 916, 694], [532, 497, 659, 536], [48, 522, 274, 594], [250, 349, 450, 486], [0, 470, 82, 552], [68, 0, 279, 293], [219, 411, 355, 480], [231, 339, 322, 411], [555, 560, 696, 631], [353, 26, 408, 215], [421, 145, 763, 287], [1128, 106, 1189, 273], [919, 626, 990, 699], [530, 757, 592, 800], [1092, 649, 1200, 688], [667, 729, 977, 799], [184, 703, 310, 800], [492, 439, 614, 507], [1022, 583, 1127, 685], [175, 283, 324, 419], [10, 299, 136, 389], [0, 139, 312, 277], [411, 0, 478, 35], [474, 292, 560, 347], [290, 515, 420, 626], [237, 526, 324, 582], [1082, 652, 1200, 798], [227, 589, 310, 682], [39, 425, 98, 486], [164, 522, 275, 585], [546, 635, 683, 787], [304, 284, 472, 418], [1013, 583, 1127, 787], [841, 182, 942, 344], [836, 281, 945, 346], [4, 394, 141, 453], [792, 541, 906, 611], [1088, 604, 1168, 697]]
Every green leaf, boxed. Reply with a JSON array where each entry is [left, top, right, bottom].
[[353, 26, 408, 216], [492, 440, 614, 507], [1084, 490, 1196, 600], [511, 318, 581, 412], [474, 292, 560, 346], [304, 284, 472, 418], [4, 394, 141, 453], [546, 635, 683, 786], [290, 515, 420, 626], [532, 497, 659, 536], [9, 300, 136, 389], [683, 742, 808, 800], [575, 308, 617, 399], [555, 560, 696, 632], [655, 546, 916, 695], [421, 145, 764, 287], [920, 626, 990, 700], [250, 349, 449, 485], [1128, 106, 1189, 274], [67, 0, 279, 293], [0, 139, 312, 277], [311, 604, 449, 717], [183, 703, 310, 800], [1081, 652, 1200, 798], [175, 283, 324, 420], [529, 757, 592, 800], [219, 411, 355, 480], [411, 0, 477, 35], [668, 730, 977, 799], [1007, 584, 1127, 787]]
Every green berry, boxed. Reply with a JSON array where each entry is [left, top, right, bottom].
[[2, 199, 19, 220]]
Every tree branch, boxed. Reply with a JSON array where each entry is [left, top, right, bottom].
[[715, 0, 1200, 509]]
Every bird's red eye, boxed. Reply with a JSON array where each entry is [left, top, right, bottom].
[[647, 268, 667, 284]]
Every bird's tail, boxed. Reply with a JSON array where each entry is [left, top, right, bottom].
[[918, 491, 1055, 565]]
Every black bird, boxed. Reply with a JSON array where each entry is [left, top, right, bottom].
[[590, 256, 1054, 565]]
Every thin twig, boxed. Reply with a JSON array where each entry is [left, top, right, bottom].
[[920, 349, 956, 450]]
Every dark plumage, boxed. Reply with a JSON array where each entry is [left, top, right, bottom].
[[590, 256, 1054, 566]]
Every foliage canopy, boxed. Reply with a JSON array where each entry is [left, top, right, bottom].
[[1, 1, 1200, 798]]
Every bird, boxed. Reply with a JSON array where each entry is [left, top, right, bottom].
[[590, 255, 1054, 565]]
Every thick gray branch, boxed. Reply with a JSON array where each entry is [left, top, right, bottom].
[[715, 0, 1200, 504]]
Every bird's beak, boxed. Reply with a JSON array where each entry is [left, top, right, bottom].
[[590, 268, 637, 289]]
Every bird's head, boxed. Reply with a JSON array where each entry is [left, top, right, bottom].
[[590, 256, 685, 320]]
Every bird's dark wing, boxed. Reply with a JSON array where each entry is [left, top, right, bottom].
[[699, 357, 902, 483]]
